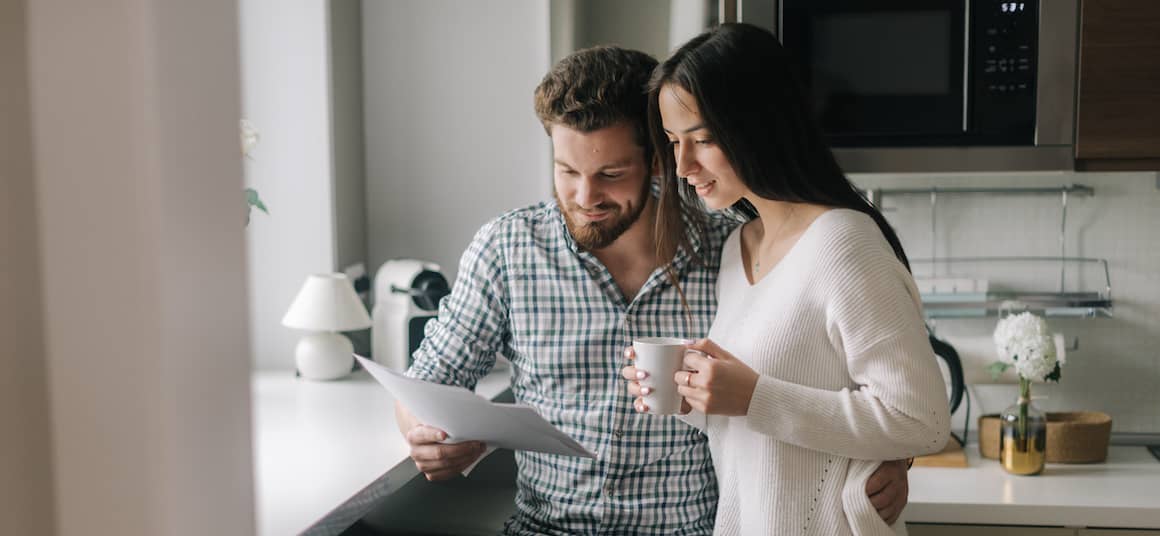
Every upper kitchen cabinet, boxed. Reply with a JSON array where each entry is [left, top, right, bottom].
[[1074, 0, 1160, 171]]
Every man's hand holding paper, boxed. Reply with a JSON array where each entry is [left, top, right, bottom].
[[399, 419, 489, 481], [356, 355, 595, 481]]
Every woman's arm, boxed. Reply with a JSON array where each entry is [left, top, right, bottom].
[[678, 238, 950, 460], [744, 239, 950, 460]]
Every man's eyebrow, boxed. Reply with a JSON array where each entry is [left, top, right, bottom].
[[663, 124, 708, 135]]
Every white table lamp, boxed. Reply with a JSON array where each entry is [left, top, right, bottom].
[[282, 273, 372, 380]]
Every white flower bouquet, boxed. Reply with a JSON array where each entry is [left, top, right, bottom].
[[991, 311, 1063, 474], [990, 312, 1062, 383]]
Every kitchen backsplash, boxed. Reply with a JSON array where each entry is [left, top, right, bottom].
[[851, 171, 1160, 438]]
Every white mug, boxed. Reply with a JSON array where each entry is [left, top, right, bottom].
[[632, 337, 690, 415]]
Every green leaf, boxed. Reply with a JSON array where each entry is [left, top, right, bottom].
[[244, 188, 269, 227], [987, 361, 1011, 381], [245, 188, 269, 214], [1043, 361, 1062, 382]]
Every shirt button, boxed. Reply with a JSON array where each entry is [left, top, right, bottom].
[[604, 484, 617, 497], [613, 429, 624, 438]]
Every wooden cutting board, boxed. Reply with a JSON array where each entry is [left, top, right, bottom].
[[912, 438, 968, 468]]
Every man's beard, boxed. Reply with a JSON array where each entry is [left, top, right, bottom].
[[558, 181, 651, 251]]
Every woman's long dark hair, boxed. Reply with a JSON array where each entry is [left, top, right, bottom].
[[648, 23, 910, 272]]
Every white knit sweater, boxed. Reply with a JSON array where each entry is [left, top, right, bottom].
[[689, 209, 949, 536]]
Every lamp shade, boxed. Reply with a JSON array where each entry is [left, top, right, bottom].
[[282, 273, 372, 331]]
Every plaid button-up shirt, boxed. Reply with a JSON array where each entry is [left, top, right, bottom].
[[407, 199, 738, 535]]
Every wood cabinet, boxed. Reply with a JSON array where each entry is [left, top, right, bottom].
[[908, 524, 1076, 536], [1081, 530, 1160, 535], [1074, 0, 1160, 170]]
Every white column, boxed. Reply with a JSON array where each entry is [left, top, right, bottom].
[[0, 0, 56, 533], [26, 0, 254, 534]]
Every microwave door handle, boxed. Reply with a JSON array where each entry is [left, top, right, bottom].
[[962, 0, 971, 132]]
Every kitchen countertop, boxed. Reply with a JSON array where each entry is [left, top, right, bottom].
[[251, 367, 511, 536], [908, 444, 1160, 528], [254, 369, 1160, 534]]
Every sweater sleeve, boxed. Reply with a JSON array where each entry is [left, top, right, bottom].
[[743, 219, 950, 461]]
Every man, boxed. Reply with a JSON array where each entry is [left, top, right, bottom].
[[395, 45, 909, 535]]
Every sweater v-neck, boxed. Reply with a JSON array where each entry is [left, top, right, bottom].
[[735, 208, 838, 287]]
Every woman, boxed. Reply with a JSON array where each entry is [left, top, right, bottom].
[[622, 23, 949, 535]]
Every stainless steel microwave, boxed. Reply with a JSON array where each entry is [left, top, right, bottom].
[[728, 0, 1079, 172]]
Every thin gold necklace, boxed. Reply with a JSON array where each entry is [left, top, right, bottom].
[[753, 205, 795, 275]]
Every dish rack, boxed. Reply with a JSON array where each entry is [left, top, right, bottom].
[[866, 184, 1113, 319]]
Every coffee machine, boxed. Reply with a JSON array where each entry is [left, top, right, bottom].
[[372, 259, 451, 371]]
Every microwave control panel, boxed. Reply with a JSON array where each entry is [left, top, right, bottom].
[[972, 0, 1038, 137]]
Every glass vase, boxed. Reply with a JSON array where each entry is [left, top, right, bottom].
[[999, 378, 1047, 475]]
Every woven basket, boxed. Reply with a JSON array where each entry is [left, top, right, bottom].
[[978, 411, 1112, 463]]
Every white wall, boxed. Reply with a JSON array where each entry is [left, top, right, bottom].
[[239, 0, 338, 370], [853, 171, 1160, 437], [21, 0, 254, 534], [0, 0, 55, 533], [362, 0, 552, 284]]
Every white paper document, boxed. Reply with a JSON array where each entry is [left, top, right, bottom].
[[355, 355, 595, 459]]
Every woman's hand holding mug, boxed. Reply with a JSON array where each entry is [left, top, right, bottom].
[[623, 338, 759, 416], [622, 350, 692, 415], [676, 338, 759, 416], [622, 337, 691, 414]]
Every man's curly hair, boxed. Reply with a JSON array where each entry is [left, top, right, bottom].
[[534, 46, 658, 159]]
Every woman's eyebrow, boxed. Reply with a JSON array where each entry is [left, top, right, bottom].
[[663, 124, 708, 135]]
